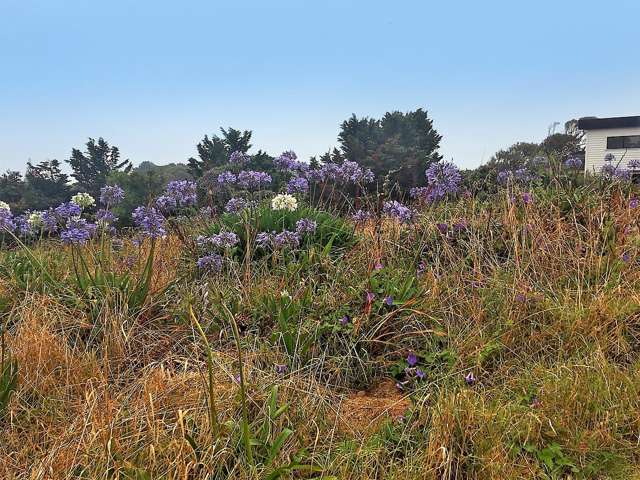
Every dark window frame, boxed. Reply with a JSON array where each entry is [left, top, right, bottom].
[[607, 135, 640, 149]]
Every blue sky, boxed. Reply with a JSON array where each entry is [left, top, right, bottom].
[[1, 0, 639, 172]]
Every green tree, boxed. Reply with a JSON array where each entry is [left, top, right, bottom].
[[67, 138, 132, 198], [337, 109, 442, 189], [23, 160, 70, 210], [187, 127, 252, 177], [0, 171, 25, 210]]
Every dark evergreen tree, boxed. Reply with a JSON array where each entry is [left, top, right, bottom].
[[337, 109, 442, 189], [187, 127, 252, 177], [67, 138, 132, 198], [23, 160, 70, 210], [0, 170, 25, 209]]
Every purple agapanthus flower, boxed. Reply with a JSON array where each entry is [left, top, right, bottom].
[[229, 150, 250, 166], [54, 202, 82, 221], [352, 209, 372, 224], [436, 223, 448, 235], [207, 231, 239, 249], [415, 368, 426, 380], [497, 170, 512, 185], [295, 218, 317, 235], [600, 163, 629, 180], [338, 160, 374, 184], [255, 231, 273, 249], [165, 180, 197, 207], [197, 254, 222, 272], [522, 192, 533, 204], [60, 218, 96, 245], [564, 156, 583, 169], [407, 352, 418, 367], [514, 167, 534, 182], [464, 372, 476, 385], [383, 201, 415, 224], [274, 151, 302, 171], [287, 176, 309, 194], [628, 159, 640, 170], [99, 185, 125, 207], [339, 314, 351, 326], [40, 210, 59, 233], [0, 209, 16, 232], [237, 170, 272, 189], [132, 206, 166, 239], [218, 171, 237, 185], [425, 162, 461, 201], [225, 197, 248, 214], [384, 295, 394, 306], [272, 230, 299, 249]]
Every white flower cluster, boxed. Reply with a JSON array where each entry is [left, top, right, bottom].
[[71, 192, 96, 208], [28, 212, 44, 227], [271, 193, 298, 212], [0, 201, 10, 213]]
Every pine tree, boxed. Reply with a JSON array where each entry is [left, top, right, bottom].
[[67, 138, 132, 197], [187, 128, 252, 177], [23, 160, 70, 210]]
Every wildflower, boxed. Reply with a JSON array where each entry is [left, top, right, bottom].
[[207, 231, 240, 249], [407, 352, 418, 367], [237, 170, 272, 189], [425, 162, 461, 201], [274, 151, 303, 171], [99, 185, 125, 207], [352, 209, 372, 224], [272, 230, 299, 249], [225, 197, 248, 214], [417, 261, 426, 276], [217, 171, 237, 185], [415, 368, 426, 380], [96, 209, 118, 231], [365, 291, 375, 303], [630, 198, 639, 209], [271, 193, 298, 211], [374, 262, 383, 271], [197, 254, 222, 272], [622, 252, 631, 263], [522, 192, 533, 204], [255, 231, 273, 249], [155, 194, 177, 212], [71, 192, 96, 209], [497, 170, 512, 185], [628, 159, 640, 170], [383, 200, 415, 224], [317, 162, 342, 181], [564, 156, 583, 169], [165, 180, 197, 207], [54, 202, 81, 220], [339, 315, 351, 326], [0, 207, 15, 232], [229, 150, 250, 166], [436, 223, 448, 234], [338, 160, 374, 184], [384, 295, 394, 306], [600, 163, 629, 180], [132, 206, 166, 239], [514, 167, 534, 182], [515, 293, 526, 303], [453, 220, 468, 232], [464, 372, 476, 385], [60, 218, 96, 245], [275, 364, 288, 374], [286, 176, 309, 194], [295, 218, 317, 235]]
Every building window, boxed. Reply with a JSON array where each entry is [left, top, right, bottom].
[[607, 135, 640, 149]]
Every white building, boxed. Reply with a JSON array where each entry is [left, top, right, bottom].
[[578, 116, 640, 173]]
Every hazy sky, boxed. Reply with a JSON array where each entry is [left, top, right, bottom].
[[1, 0, 639, 173]]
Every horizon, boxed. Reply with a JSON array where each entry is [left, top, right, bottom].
[[2, 0, 639, 173]]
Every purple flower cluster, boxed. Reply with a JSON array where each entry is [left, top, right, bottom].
[[0, 208, 16, 232], [229, 150, 250, 166], [54, 202, 82, 221], [167, 180, 197, 207], [218, 171, 237, 185], [198, 231, 239, 249], [600, 163, 629, 180], [197, 254, 223, 272], [383, 201, 415, 224], [225, 197, 248, 213], [425, 162, 461, 201], [564, 157, 583, 169], [274, 151, 306, 172], [99, 185, 125, 207], [60, 218, 97, 245], [514, 167, 534, 182], [352, 209, 372, 224], [132, 206, 166, 239], [237, 170, 272, 190], [255, 229, 301, 250], [628, 159, 640, 170], [295, 218, 317, 235], [309, 161, 374, 184], [286, 176, 309, 194]]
